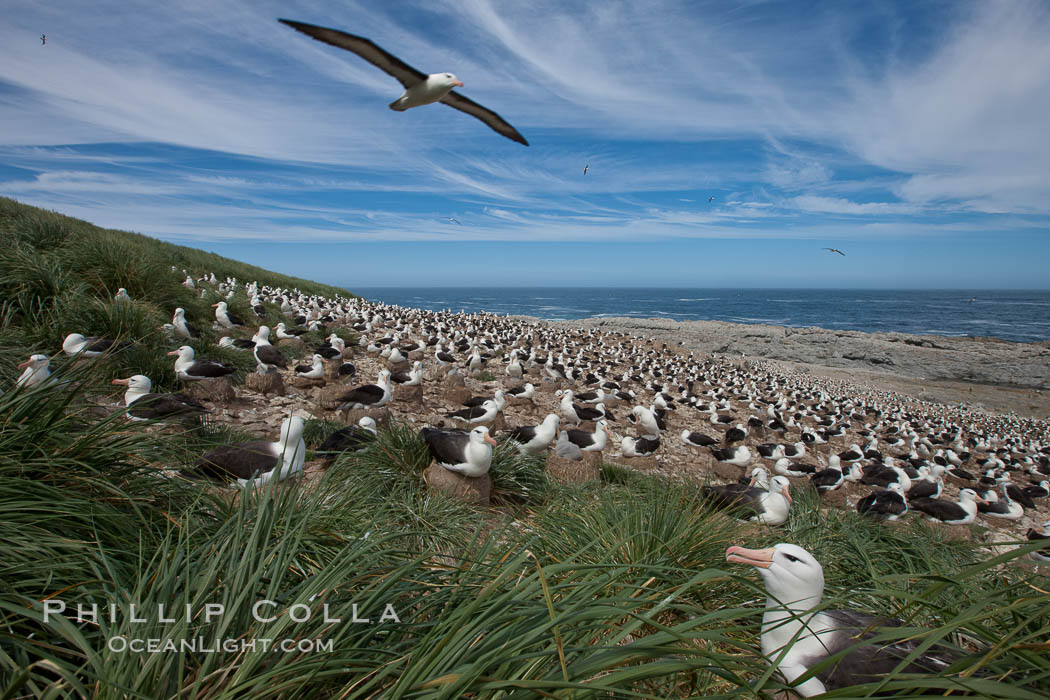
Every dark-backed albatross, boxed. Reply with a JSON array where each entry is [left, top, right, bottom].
[[420, 425, 499, 477], [184, 415, 306, 487], [726, 543, 981, 696], [278, 19, 528, 146], [112, 375, 208, 421]]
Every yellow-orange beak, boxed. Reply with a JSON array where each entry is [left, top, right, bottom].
[[452, 80, 464, 87], [17, 359, 31, 369], [166, 350, 179, 356], [782, 484, 793, 504], [111, 378, 130, 385], [484, 433, 498, 447], [726, 545, 775, 569]]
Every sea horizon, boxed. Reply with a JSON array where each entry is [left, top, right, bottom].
[[350, 287, 1050, 343]]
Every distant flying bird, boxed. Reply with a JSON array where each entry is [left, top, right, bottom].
[[446, 217, 461, 225], [41, 35, 46, 45], [583, 164, 589, 175], [708, 196, 714, 202], [823, 248, 846, 256], [278, 19, 528, 146]]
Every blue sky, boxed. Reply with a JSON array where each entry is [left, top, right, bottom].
[[1, 1, 1049, 288]]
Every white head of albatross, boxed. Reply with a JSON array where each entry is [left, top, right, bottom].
[[15, 354, 51, 388], [112, 374, 152, 404]]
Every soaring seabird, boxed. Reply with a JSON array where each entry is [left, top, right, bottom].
[[112, 375, 207, 421], [823, 247, 846, 256], [446, 217, 461, 225], [505, 413, 560, 455], [336, 369, 392, 410], [278, 19, 529, 146], [726, 543, 979, 696], [420, 425, 498, 477], [168, 346, 235, 381], [184, 416, 306, 487]]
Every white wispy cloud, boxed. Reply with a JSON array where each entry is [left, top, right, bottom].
[[0, 0, 1047, 250]]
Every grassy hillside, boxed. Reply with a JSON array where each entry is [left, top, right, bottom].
[[1, 198, 1048, 698], [0, 197, 351, 389]]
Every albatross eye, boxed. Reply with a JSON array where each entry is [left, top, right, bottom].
[[784, 554, 800, 563]]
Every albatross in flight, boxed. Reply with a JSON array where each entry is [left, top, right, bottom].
[[823, 248, 846, 256], [278, 19, 528, 146]]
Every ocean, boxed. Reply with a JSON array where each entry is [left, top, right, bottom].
[[349, 288, 1050, 343]]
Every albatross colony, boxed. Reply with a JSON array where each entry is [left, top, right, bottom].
[[10, 262, 1050, 695], [15, 271, 1050, 545]]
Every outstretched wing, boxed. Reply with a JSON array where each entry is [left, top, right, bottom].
[[440, 90, 529, 146], [279, 19, 427, 88]]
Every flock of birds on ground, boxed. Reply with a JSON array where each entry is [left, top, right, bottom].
[[10, 269, 1050, 555], [8, 267, 1050, 694]]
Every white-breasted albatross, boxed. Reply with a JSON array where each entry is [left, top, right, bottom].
[[278, 19, 528, 146], [726, 543, 980, 696]]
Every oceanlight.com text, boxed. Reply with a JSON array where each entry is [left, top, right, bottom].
[[107, 637, 334, 654]]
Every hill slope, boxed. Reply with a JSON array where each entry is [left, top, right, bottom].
[[0, 196, 351, 387]]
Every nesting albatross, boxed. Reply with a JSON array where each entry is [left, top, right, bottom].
[[278, 19, 528, 146], [420, 425, 498, 477], [726, 543, 982, 696], [112, 375, 207, 421], [184, 416, 306, 487]]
